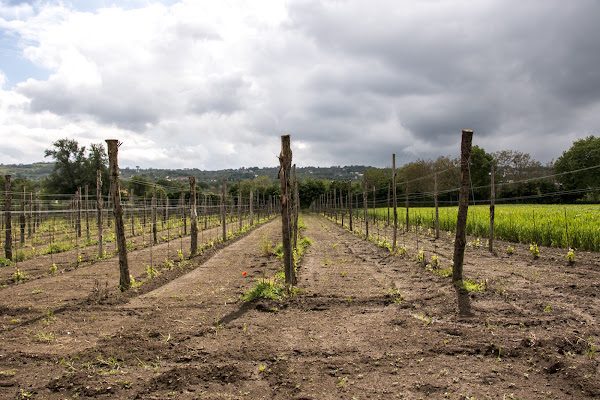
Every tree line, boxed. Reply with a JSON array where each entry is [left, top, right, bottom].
[[2, 136, 599, 207]]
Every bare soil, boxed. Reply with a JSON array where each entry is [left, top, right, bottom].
[[0, 214, 598, 399]]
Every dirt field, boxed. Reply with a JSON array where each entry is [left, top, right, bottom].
[[0, 214, 598, 399]]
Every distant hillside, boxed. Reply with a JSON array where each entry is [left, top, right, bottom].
[[0, 162, 372, 183]]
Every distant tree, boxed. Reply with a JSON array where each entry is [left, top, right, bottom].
[[43, 138, 110, 195], [554, 135, 600, 202], [470, 146, 494, 201], [492, 150, 548, 181], [43, 138, 87, 194]]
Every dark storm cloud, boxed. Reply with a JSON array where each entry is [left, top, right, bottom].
[[284, 0, 600, 162]]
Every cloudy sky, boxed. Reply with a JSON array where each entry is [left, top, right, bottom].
[[1, 0, 599, 170]]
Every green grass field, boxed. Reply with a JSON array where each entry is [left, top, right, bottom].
[[371, 204, 600, 251]]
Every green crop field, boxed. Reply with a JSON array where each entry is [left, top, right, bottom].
[[371, 204, 600, 251]]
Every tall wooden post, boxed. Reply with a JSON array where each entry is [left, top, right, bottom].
[[97, 170, 103, 258], [405, 182, 409, 232], [372, 186, 376, 225], [221, 179, 227, 241], [452, 130, 473, 286], [4, 175, 12, 260], [85, 185, 90, 239], [348, 181, 353, 231], [489, 163, 495, 252], [363, 181, 368, 239], [181, 191, 187, 235], [130, 188, 135, 236], [387, 183, 390, 226], [249, 189, 254, 226], [238, 182, 243, 232], [279, 135, 295, 286], [106, 139, 130, 291], [28, 191, 33, 238], [77, 187, 82, 238], [392, 155, 397, 250], [20, 186, 26, 245], [190, 177, 198, 255], [434, 172, 440, 239], [152, 184, 158, 244], [292, 165, 299, 249], [340, 187, 344, 227]]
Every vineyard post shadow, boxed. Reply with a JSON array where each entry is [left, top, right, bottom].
[[452, 129, 473, 316], [106, 139, 131, 291]]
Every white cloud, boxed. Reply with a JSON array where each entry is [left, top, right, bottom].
[[0, 0, 599, 169]]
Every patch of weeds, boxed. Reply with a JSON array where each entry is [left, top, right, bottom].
[[32, 289, 43, 294], [242, 277, 286, 302], [387, 288, 405, 304], [585, 338, 595, 359], [0, 256, 12, 267], [566, 248, 575, 265], [130, 276, 143, 288], [12, 268, 27, 283], [19, 390, 36, 399], [543, 304, 551, 313], [412, 312, 432, 325], [164, 259, 174, 270], [260, 232, 273, 256], [35, 331, 55, 342], [177, 250, 184, 261], [274, 243, 284, 259], [396, 246, 408, 257], [529, 243, 539, 259], [436, 267, 453, 278], [146, 265, 159, 279], [415, 250, 425, 266], [15, 250, 26, 262], [506, 246, 514, 255], [42, 310, 55, 327], [431, 254, 439, 268], [461, 279, 487, 292]]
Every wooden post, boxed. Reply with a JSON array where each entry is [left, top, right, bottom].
[[85, 185, 90, 239], [392, 155, 397, 250], [190, 177, 198, 255], [106, 139, 130, 291], [28, 191, 32, 238], [452, 130, 473, 286], [75, 186, 81, 237], [279, 135, 295, 286], [292, 165, 299, 249], [340, 187, 344, 227], [4, 175, 12, 260], [434, 172, 440, 239], [181, 191, 187, 235], [348, 181, 353, 231], [387, 183, 390, 226], [221, 179, 227, 241], [372, 185, 376, 225], [130, 188, 135, 236], [152, 184, 158, 244], [363, 181, 368, 239], [249, 189, 254, 226], [405, 182, 409, 233], [489, 163, 495, 252], [97, 170, 103, 258], [238, 182, 242, 232], [20, 186, 26, 245]]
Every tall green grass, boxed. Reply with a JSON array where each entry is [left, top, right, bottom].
[[368, 204, 600, 251]]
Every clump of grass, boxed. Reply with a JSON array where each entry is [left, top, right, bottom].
[[0, 257, 12, 267], [274, 243, 284, 259], [242, 278, 286, 302], [506, 245, 514, 255], [146, 265, 159, 279], [260, 233, 273, 256], [49, 263, 58, 275], [461, 279, 487, 292]]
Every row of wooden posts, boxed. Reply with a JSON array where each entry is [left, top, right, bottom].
[[309, 130, 476, 287]]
